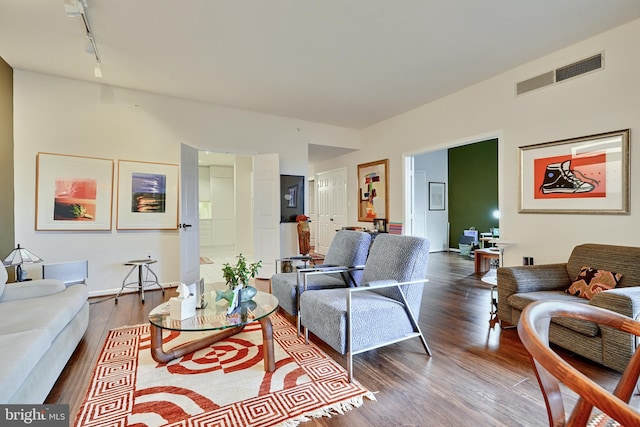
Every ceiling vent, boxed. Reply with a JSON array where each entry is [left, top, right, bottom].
[[516, 53, 603, 96]]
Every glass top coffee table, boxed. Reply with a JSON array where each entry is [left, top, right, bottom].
[[148, 285, 278, 371]]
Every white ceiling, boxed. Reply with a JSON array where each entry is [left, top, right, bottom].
[[2, 1, 640, 132]]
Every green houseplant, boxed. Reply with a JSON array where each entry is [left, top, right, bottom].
[[217, 254, 262, 304], [222, 254, 262, 289]]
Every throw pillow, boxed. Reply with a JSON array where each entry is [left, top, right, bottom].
[[567, 266, 622, 300]]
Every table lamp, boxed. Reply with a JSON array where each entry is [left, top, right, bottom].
[[2, 244, 43, 282]]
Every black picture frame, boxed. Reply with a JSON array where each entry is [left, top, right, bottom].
[[280, 175, 304, 222]]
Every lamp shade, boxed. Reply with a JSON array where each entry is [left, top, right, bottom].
[[3, 244, 43, 267]]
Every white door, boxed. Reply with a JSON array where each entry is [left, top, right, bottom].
[[316, 168, 347, 254], [180, 143, 200, 285], [253, 153, 280, 278]]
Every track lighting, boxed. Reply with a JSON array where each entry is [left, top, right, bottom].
[[64, 0, 102, 78]]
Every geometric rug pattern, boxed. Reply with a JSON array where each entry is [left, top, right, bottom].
[[74, 312, 375, 427]]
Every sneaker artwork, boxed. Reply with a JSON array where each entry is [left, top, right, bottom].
[[539, 160, 599, 194]]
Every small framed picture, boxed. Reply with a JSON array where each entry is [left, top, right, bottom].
[[429, 182, 446, 211], [373, 218, 387, 232]]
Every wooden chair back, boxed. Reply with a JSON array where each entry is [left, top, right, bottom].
[[518, 300, 640, 426]]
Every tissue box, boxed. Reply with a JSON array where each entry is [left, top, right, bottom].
[[169, 297, 196, 320]]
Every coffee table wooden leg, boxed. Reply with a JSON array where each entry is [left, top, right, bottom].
[[150, 323, 244, 363], [260, 316, 275, 372]]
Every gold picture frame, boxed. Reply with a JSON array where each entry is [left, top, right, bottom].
[[358, 159, 389, 222]]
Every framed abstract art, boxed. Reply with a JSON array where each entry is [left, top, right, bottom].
[[357, 159, 388, 222]]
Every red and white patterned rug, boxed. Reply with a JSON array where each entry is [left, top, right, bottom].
[[74, 313, 375, 426]]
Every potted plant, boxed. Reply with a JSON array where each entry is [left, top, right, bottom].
[[217, 254, 262, 304]]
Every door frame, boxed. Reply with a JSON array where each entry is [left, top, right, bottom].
[[403, 131, 502, 249]]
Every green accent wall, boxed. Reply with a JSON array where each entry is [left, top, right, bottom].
[[448, 139, 498, 248], [0, 56, 14, 278]]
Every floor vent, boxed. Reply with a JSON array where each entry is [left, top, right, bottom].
[[516, 52, 603, 96]]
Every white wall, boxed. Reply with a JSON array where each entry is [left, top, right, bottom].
[[13, 71, 361, 295], [313, 18, 640, 267]]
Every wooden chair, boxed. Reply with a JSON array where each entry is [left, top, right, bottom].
[[518, 300, 640, 426]]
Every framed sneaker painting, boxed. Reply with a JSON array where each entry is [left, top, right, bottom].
[[519, 129, 629, 214]]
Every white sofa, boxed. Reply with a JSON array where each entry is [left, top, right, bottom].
[[0, 266, 89, 403]]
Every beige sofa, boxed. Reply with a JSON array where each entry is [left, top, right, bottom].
[[497, 243, 640, 373], [0, 266, 89, 403]]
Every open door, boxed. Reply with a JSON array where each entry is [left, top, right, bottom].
[[180, 143, 200, 285], [253, 153, 280, 278]]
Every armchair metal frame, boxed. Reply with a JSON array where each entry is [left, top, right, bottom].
[[303, 273, 431, 381], [274, 255, 314, 273]]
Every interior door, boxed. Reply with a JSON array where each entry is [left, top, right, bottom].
[[316, 168, 347, 254], [180, 143, 200, 285], [253, 153, 280, 278]]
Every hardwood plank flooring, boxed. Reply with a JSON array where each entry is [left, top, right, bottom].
[[47, 252, 638, 426]]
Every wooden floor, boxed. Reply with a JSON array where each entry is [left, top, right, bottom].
[[48, 251, 637, 426]]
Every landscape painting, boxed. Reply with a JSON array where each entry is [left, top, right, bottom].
[[117, 160, 179, 230], [131, 172, 167, 213], [36, 153, 114, 231], [54, 178, 98, 220]]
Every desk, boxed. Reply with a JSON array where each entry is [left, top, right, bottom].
[[474, 248, 500, 274], [479, 237, 494, 249]]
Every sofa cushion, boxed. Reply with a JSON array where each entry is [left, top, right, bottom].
[[300, 288, 414, 354], [567, 266, 622, 300], [566, 244, 640, 289], [271, 271, 350, 315], [0, 329, 51, 403], [508, 291, 600, 337], [0, 283, 88, 339]]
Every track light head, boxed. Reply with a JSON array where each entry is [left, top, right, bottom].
[[64, 0, 84, 17]]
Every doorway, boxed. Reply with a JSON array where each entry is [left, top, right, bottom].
[[315, 168, 347, 255], [197, 152, 253, 282], [405, 135, 499, 252]]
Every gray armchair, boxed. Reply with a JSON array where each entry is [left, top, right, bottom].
[[271, 230, 371, 328], [299, 234, 431, 381]]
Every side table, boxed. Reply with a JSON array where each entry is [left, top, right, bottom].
[[474, 248, 500, 274], [115, 259, 164, 304]]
